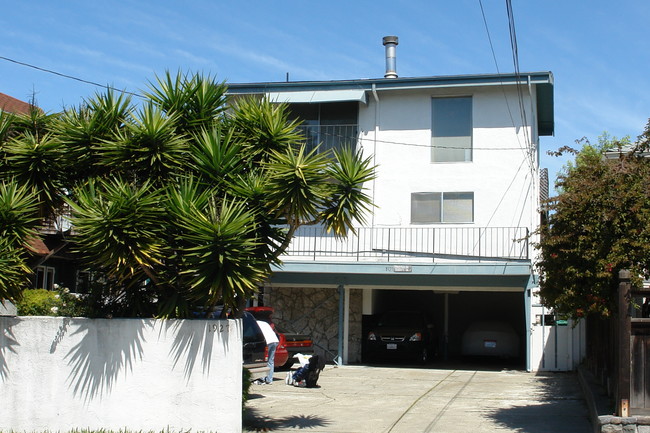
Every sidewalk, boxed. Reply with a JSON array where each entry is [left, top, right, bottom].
[[243, 364, 592, 433]]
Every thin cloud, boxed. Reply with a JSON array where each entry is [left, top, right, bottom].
[[209, 41, 331, 81]]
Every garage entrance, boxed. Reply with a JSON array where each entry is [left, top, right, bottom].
[[362, 289, 526, 369]]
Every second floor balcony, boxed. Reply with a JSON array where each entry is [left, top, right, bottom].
[[282, 226, 531, 263]]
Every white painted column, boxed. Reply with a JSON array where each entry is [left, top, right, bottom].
[[362, 288, 374, 315], [343, 286, 350, 364]]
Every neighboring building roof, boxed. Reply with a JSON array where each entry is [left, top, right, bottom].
[[25, 237, 51, 255], [604, 144, 650, 159], [0, 92, 33, 115], [227, 71, 555, 136]]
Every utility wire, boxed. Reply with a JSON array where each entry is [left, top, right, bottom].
[[0, 53, 536, 153], [505, 0, 537, 237], [0, 55, 144, 98], [505, 0, 534, 170], [478, 0, 533, 172], [358, 134, 531, 151], [303, 129, 534, 151]]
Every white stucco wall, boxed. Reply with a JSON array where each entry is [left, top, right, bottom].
[[0, 316, 242, 433], [358, 85, 540, 237]]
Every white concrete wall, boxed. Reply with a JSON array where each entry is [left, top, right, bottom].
[[0, 316, 242, 433], [0, 300, 17, 316]]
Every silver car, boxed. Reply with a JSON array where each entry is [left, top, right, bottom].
[[461, 321, 520, 358]]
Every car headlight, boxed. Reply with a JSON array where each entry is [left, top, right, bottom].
[[368, 332, 377, 341], [409, 332, 422, 342]]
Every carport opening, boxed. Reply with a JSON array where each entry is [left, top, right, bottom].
[[361, 289, 526, 370]]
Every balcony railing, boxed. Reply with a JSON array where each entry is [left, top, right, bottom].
[[296, 124, 359, 153], [282, 226, 530, 262]]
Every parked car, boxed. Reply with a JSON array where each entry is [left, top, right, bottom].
[[365, 310, 437, 363], [461, 321, 520, 358], [245, 306, 313, 368], [242, 307, 289, 368]]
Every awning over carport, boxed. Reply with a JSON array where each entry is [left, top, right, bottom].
[[266, 260, 535, 369], [268, 261, 532, 292]]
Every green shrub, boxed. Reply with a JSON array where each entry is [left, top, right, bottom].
[[16, 286, 87, 317], [242, 367, 252, 408]]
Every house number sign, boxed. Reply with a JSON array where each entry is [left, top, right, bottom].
[[208, 322, 229, 333], [386, 265, 412, 272]]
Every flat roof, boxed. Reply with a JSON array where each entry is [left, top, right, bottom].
[[228, 71, 554, 136]]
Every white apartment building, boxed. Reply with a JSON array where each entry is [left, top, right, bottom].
[[228, 39, 584, 371]]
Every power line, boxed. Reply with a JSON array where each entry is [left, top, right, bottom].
[[3, 52, 536, 155], [0, 55, 144, 98], [305, 129, 533, 151], [505, 0, 534, 169], [478, 0, 534, 173]]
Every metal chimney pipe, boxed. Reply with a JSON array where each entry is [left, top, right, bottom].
[[383, 36, 399, 78]]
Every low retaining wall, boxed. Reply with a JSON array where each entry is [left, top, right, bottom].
[[0, 316, 242, 433], [596, 415, 650, 433], [578, 366, 650, 433]]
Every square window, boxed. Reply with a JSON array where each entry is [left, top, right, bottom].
[[411, 192, 474, 223], [411, 192, 441, 223]]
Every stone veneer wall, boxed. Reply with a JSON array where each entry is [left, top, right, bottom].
[[263, 286, 363, 363], [596, 416, 650, 433]]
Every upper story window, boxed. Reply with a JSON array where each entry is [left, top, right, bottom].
[[411, 192, 474, 224], [288, 102, 358, 154], [431, 97, 473, 163], [35, 266, 55, 290]]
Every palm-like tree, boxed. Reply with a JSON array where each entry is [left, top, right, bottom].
[[0, 71, 376, 318], [0, 181, 39, 301]]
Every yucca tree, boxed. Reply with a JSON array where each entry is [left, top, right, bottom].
[[143, 70, 227, 135], [3, 70, 376, 317], [54, 89, 133, 184], [98, 103, 189, 185], [0, 181, 39, 301], [2, 132, 67, 219]]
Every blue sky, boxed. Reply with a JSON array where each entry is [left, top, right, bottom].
[[2, 1, 649, 188]]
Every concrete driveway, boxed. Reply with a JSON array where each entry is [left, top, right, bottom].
[[243, 364, 592, 433]]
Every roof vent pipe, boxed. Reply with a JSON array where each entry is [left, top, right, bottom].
[[382, 36, 399, 78]]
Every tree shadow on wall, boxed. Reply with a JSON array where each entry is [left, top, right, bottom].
[[64, 318, 224, 402], [0, 317, 21, 381], [164, 318, 228, 381], [65, 318, 148, 402]]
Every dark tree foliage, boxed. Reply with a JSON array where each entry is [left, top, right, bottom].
[[537, 122, 650, 319], [0, 72, 376, 317]]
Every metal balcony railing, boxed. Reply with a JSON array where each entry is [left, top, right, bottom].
[[282, 226, 530, 262], [296, 124, 359, 153]]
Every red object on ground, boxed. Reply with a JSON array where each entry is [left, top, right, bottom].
[[246, 306, 314, 368]]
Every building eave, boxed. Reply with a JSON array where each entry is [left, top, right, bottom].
[[227, 71, 554, 136], [267, 261, 533, 291]]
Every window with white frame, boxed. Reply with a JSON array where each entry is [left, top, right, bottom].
[[431, 97, 472, 162], [411, 192, 474, 223], [35, 266, 55, 290]]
